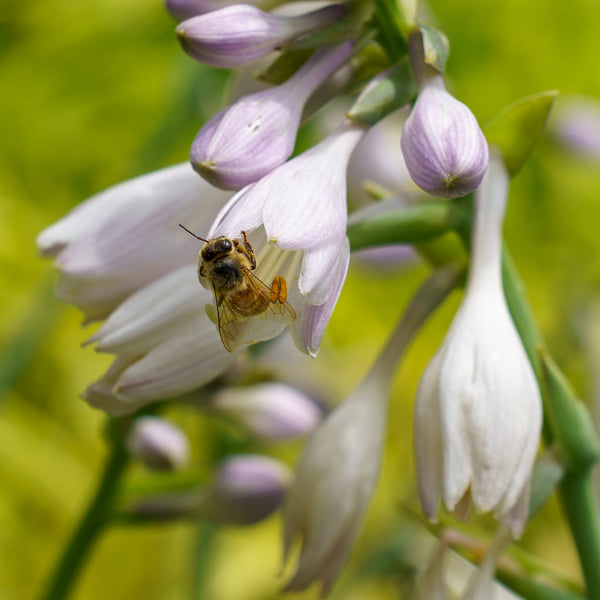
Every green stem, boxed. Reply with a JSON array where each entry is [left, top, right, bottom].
[[372, 0, 409, 62], [193, 522, 218, 600], [42, 426, 130, 600]]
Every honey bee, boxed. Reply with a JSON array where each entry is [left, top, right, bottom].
[[179, 224, 296, 352]]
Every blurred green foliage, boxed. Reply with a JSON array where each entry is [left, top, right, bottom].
[[1, 0, 600, 598]]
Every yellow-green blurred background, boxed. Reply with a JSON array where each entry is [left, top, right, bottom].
[[2, 0, 600, 598]]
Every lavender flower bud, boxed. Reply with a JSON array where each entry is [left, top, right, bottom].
[[190, 41, 353, 190], [176, 4, 347, 69], [210, 382, 322, 440], [401, 31, 488, 199], [166, 0, 270, 20], [199, 455, 291, 525], [126, 416, 189, 470], [401, 80, 489, 199]]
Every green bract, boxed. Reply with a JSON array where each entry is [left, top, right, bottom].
[[419, 24, 449, 73], [346, 59, 416, 126], [485, 90, 558, 176]]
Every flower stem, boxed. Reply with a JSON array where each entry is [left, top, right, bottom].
[[42, 423, 130, 600]]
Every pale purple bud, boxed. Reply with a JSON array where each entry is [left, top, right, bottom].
[[190, 40, 353, 190], [401, 79, 489, 199], [210, 382, 322, 439], [198, 455, 291, 524], [126, 416, 189, 471], [176, 4, 347, 68], [166, 0, 271, 20], [553, 96, 600, 160]]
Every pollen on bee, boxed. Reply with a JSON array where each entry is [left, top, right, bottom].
[[270, 275, 287, 303]]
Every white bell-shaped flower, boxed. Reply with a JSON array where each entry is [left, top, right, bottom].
[[414, 154, 542, 537]]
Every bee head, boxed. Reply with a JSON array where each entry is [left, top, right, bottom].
[[201, 237, 234, 262]]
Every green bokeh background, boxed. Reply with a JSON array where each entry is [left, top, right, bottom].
[[1, 0, 600, 598]]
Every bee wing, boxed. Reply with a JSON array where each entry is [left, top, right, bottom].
[[213, 271, 296, 353], [246, 270, 297, 321]]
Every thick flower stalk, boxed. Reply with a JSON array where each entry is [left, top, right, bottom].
[[401, 31, 488, 198], [190, 40, 354, 190], [37, 164, 236, 415], [414, 154, 542, 536], [176, 4, 348, 68], [205, 119, 367, 355]]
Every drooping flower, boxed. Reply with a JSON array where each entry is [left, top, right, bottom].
[[176, 4, 347, 68], [209, 382, 322, 440], [400, 31, 488, 199], [282, 265, 459, 594], [190, 41, 353, 190], [414, 154, 542, 536], [204, 119, 367, 355], [126, 416, 190, 471], [282, 362, 389, 594], [37, 164, 237, 415]]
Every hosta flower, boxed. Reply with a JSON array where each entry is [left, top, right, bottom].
[[166, 0, 271, 20], [204, 120, 367, 355], [209, 382, 322, 440], [282, 359, 389, 594], [553, 95, 600, 161], [414, 154, 542, 536], [198, 454, 291, 524], [281, 264, 454, 593], [401, 32, 488, 199], [126, 416, 189, 471], [176, 4, 347, 68], [190, 40, 353, 190], [37, 164, 236, 415]]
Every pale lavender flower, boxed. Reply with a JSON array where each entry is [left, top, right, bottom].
[[126, 416, 189, 471], [281, 264, 456, 594], [553, 95, 600, 160], [176, 4, 347, 68], [204, 120, 366, 355], [190, 41, 353, 190], [37, 164, 237, 415], [282, 365, 388, 594], [166, 0, 272, 20], [210, 382, 322, 440], [401, 32, 488, 199], [198, 454, 291, 524], [414, 155, 542, 537]]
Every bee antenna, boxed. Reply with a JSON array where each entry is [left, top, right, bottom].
[[179, 223, 208, 242]]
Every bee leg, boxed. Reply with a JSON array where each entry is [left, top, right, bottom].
[[270, 275, 288, 304], [240, 230, 257, 270]]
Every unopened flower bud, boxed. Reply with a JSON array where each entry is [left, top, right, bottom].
[[126, 416, 189, 471], [166, 0, 270, 20], [190, 41, 353, 190], [176, 4, 347, 69], [401, 32, 488, 198], [199, 455, 291, 525], [210, 382, 322, 440]]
